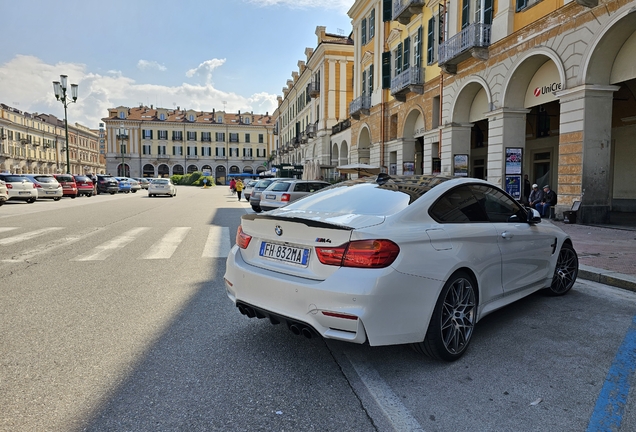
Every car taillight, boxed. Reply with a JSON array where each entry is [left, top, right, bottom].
[[6, 184, 12, 189], [33, 183, 42, 188], [316, 240, 400, 268], [281, 193, 290, 202], [236, 225, 252, 249]]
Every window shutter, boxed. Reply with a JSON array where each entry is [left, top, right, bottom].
[[403, 37, 410, 70], [361, 18, 367, 45], [370, 9, 375, 38], [362, 70, 367, 96], [172, 146, 175, 155], [416, 26, 423, 67], [427, 19, 435, 64], [368, 65, 374, 96], [396, 42, 403, 75], [462, 0, 469, 29], [382, 0, 391, 22], [484, 0, 493, 25], [382, 51, 391, 89]]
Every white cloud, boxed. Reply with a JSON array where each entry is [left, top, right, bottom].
[[137, 59, 167, 72], [248, 0, 353, 12], [185, 59, 226, 85], [0, 55, 277, 129]]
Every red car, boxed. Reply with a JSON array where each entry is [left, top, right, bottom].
[[73, 175, 94, 197], [53, 174, 78, 198]]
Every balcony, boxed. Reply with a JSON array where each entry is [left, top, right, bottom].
[[393, 0, 425, 25], [116, 134, 129, 140], [215, 155, 228, 160], [242, 156, 254, 160], [186, 154, 199, 159], [349, 95, 371, 120], [273, 125, 278, 135], [438, 22, 491, 74], [306, 123, 316, 138], [308, 81, 320, 98], [390, 67, 424, 102], [157, 154, 170, 160]]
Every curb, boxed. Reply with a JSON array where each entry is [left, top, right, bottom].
[[578, 264, 636, 293]]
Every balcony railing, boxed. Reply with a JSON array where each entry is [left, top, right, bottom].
[[308, 81, 320, 98], [390, 67, 424, 101], [157, 154, 170, 160], [349, 95, 371, 120], [186, 154, 199, 159], [393, 0, 425, 24], [306, 123, 316, 138], [438, 22, 491, 73]]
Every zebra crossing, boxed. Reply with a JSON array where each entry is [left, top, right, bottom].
[[0, 225, 233, 263]]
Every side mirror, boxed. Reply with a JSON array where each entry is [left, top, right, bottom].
[[527, 208, 542, 224]]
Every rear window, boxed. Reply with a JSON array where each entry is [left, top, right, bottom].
[[56, 175, 74, 182], [256, 180, 274, 189], [154, 179, 169, 184], [34, 176, 57, 183], [270, 182, 291, 192], [1, 175, 27, 182], [74, 176, 90, 182], [285, 176, 450, 216]]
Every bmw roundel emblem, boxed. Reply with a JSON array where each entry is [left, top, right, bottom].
[[274, 225, 283, 236]]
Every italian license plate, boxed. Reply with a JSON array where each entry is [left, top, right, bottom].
[[19, 191, 30, 195], [259, 241, 309, 266], [46, 191, 56, 194], [265, 194, 276, 200]]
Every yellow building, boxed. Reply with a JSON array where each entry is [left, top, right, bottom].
[[273, 26, 355, 180], [102, 105, 274, 184], [0, 103, 101, 175], [346, 0, 636, 224]]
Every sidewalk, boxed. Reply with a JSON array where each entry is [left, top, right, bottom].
[[552, 221, 636, 292]]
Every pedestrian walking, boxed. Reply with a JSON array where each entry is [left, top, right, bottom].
[[235, 179, 244, 201], [229, 178, 236, 195]]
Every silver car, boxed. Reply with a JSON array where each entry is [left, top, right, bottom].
[[243, 180, 258, 201], [259, 180, 330, 211], [22, 174, 63, 201], [0, 179, 8, 206]]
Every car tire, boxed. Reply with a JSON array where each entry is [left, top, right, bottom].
[[132, 190, 137, 193], [149, 194, 154, 197], [251, 205, 261, 213], [54, 197, 61, 201], [412, 270, 477, 361], [27, 198, 36, 204], [110, 192, 115, 195], [71, 196, 75, 199], [545, 242, 578, 296], [87, 193, 92, 197]]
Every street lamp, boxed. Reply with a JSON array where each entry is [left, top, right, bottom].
[[52, 75, 78, 174], [119, 122, 127, 177]]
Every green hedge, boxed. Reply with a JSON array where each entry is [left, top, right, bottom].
[[170, 172, 215, 186]]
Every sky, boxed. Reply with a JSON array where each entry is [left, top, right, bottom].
[[0, 0, 354, 129]]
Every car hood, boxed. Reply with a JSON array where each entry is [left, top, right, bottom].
[[254, 207, 386, 230]]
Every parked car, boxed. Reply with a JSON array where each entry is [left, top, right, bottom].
[[115, 177, 132, 193], [95, 175, 119, 195], [0, 174, 38, 203], [0, 179, 8, 206], [22, 174, 63, 201], [135, 178, 150, 189], [148, 178, 177, 197], [73, 175, 94, 197], [248, 178, 294, 212], [243, 180, 258, 201], [53, 174, 78, 198], [225, 175, 579, 361], [259, 180, 330, 211]]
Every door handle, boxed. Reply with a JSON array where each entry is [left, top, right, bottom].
[[501, 232, 514, 239]]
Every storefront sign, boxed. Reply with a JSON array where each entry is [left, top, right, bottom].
[[505, 175, 522, 199], [525, 61, 562, 108], [505, 148, 522, 175]]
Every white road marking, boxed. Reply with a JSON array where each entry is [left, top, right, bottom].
[[73, 227, 150, 261], [345, 350, 425, 432], [202, 226, 232, 258], [2, 227, 104, 262], [0, 227, 64, 246], [141, 227, 191, 259], [0, 227, 18, 234]]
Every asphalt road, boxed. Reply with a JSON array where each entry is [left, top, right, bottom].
[[1, 186, 634, 431]]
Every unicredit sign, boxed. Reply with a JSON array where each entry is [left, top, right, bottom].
[[534, 82, 562, 97]]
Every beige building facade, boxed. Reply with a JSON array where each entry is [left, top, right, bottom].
[[344, 0, 636, 224], [0, 103, 101, 175], [273, 26, 355, 180], [102, 106, 274, 184]]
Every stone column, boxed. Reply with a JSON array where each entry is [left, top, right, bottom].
[[440, 123, 471, 176], [486, 108, 529, 188], [556, 85, 619, 223]]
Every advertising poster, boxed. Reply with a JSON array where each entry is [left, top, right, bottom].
[[403, 162, 415, 175], [453, 154, 468, 177], [505, 175, 522, 199], [505, 148, 522, 175]]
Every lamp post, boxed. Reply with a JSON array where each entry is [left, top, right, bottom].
[[52, 75, 78, 174], [223, 100, 228, 185], [119, 122, 127, 177]]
